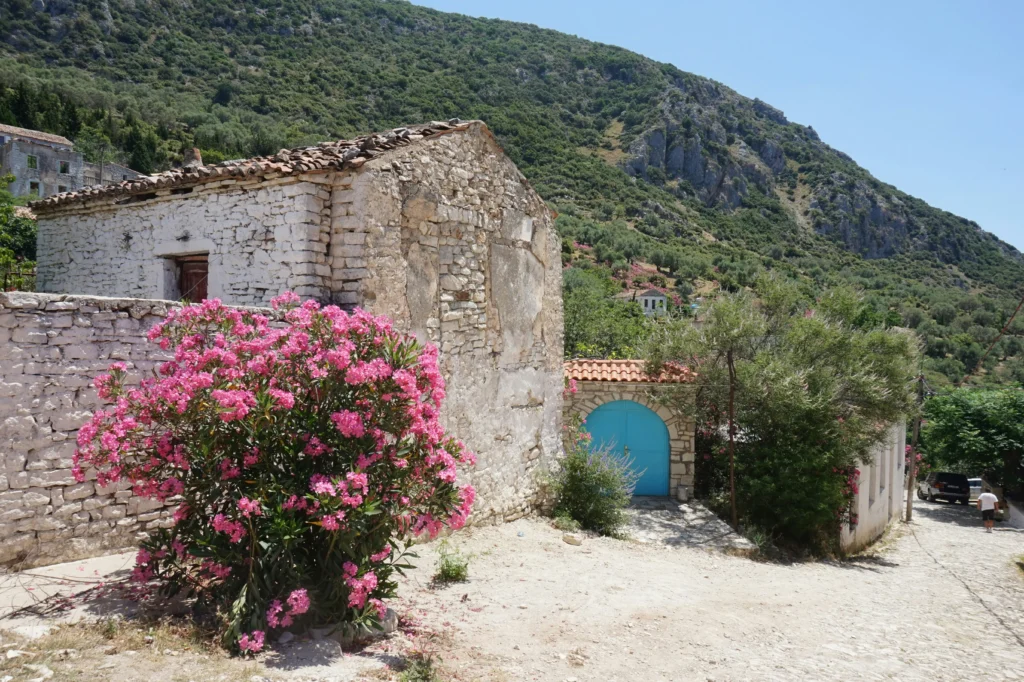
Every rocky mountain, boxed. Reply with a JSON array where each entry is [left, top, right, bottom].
[[2, 0, 1022, 383]]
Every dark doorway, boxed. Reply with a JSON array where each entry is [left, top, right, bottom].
[[178, 256, 208, 302]]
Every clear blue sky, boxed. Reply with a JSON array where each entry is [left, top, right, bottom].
[[415, 0, 1024, 250]]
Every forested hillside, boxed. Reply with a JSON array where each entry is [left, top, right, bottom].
[[3, 0, 1023, 385]]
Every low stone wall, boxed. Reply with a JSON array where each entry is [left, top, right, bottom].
[[0, 292, 180, 568], [0, 290, 559, 568], [566, 381, 695, 495]]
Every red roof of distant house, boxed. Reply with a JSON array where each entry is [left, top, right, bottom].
[[0, 124, 73, 148], [564, 359, 695, 383]]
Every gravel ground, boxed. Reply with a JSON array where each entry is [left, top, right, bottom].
[[397, 498, 1024, 682], [1, 498, 1021, 681]]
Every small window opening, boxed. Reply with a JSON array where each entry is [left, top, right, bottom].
[[58, 185, 67, 193], [29, 181, 40, 196], [27, 155, 38, 170], [59, 161, 70, 174], [177, 255, 209, 302]]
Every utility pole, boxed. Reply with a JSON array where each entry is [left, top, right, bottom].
[[904, 374, 924, 523], [727, 349, 738, 528]]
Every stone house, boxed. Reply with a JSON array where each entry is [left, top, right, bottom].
[[0, 124, 82, 198], [563, 359, 696, 498], [8, 120, 563, 566], [0, 124, 143, 200]]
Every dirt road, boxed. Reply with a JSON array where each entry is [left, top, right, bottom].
[[398, 500, 1024, 682]]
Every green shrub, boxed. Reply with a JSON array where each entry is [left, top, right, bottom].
[[552, 512, 581, 532], [400, 654, 442, 682], [432, 539, 469, 584], [553, 412, 640, 535]]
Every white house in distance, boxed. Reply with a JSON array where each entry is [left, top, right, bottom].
[[639, 288, 667, 316], [616, 288, 668, 317]]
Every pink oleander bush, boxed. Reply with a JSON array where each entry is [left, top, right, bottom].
[[73, 293, 475, 652]]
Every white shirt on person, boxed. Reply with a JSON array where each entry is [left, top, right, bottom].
[[978, 492, 998, 511]]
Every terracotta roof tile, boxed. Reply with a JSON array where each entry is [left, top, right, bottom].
[[30, 120, 475, 214], [564, 359, 695, 384], [0, 124, 73, 148]]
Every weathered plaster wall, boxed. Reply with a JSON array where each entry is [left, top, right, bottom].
[[0, 292, 179, 568], [0, 139, 83, 198], [840, 423, 906, 553], [36, 177, 331, 306], [327, 124, 565, 523], [566, 381, 696, 494]]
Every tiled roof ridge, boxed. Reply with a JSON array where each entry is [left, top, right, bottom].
[[564, 358, 695, 384], [30, 119, 477, 213], [0, 123, 73, 148]]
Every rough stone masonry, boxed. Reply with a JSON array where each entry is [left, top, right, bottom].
[[0, 293, 179, 567], [15, 121, 564, 567]]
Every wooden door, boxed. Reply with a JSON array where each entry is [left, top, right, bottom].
[[178, 258, 208, 302]]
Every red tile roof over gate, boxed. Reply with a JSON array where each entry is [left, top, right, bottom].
[[563, 359, 695, 383]]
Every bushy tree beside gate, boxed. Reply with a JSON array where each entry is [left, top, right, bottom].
[[647, 276, 918, 553], [73, 294, 475, 652]]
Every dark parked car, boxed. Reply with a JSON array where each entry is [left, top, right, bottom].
[[917, 472, 971, 504]]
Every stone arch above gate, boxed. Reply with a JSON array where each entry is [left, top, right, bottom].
[[564, 359, 696, 497]]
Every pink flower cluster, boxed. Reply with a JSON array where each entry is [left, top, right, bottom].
[[212, 513, 247, 543], [238, 630, 265, 653], [72, 293, 476, 651], [237, 497, 262, 518], [343, 562, 378, 609], [267, 588, 311, 628]]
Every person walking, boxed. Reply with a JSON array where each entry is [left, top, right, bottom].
[[977, 488, 999, 533]]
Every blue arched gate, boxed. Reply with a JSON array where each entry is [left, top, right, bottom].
[[585, 400, 670, 496]]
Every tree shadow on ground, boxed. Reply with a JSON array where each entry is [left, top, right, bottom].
[[828, 555, 901, 573], [625, 497, 755, 552], [0, 577, 408, 674], [260, 638, 405, 674], [0, 567, 136, 624]]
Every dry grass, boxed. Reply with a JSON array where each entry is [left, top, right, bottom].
[[585, 120, 628, 166], [0, 616, 254, 682]]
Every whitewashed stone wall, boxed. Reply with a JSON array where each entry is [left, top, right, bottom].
[[36, 178, 331, 306], [566, 381, 696, 494], [841, 422, 906, 553], [0, 292, 180, 567]]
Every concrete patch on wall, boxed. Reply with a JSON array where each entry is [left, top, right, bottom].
[[489, 244, 545, 367]]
